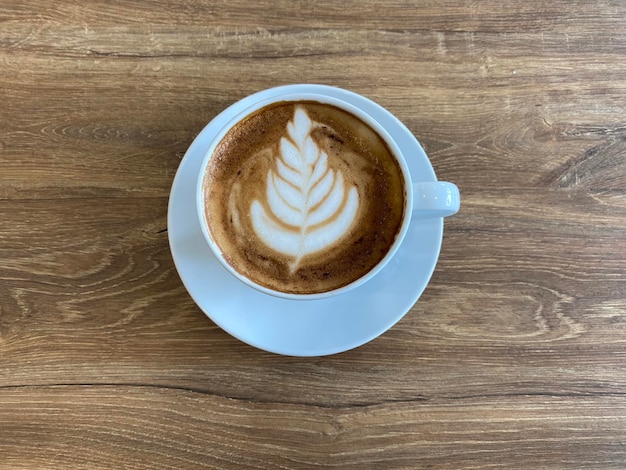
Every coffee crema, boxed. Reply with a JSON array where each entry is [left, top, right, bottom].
[[202, 101, 406, 294]]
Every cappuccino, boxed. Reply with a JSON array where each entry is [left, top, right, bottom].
[[201, 101, 406, 294]]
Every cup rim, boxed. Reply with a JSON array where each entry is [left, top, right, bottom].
[[196, 87, 414, 301]]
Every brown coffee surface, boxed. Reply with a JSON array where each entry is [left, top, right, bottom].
[[202, 101, 406, 294]]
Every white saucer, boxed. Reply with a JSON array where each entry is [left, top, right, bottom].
[[168, 85, 443, 356]]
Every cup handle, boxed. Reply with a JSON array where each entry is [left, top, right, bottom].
[[412, 181, 460, 218]]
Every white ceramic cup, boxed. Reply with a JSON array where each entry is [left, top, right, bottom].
[[196, 85, 460, 300]]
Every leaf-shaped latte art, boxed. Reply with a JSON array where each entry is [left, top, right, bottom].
[[251, 107, 359, 272]]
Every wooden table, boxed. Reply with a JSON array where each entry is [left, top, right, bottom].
[[1, 1, 625, 468]]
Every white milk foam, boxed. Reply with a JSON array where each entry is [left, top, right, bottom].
[[250, 107, 359, 271]]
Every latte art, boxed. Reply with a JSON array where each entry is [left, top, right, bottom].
[[203, 101, 405, 294], [250, 108, 359, 272]]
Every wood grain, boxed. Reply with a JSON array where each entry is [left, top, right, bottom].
[[1, 0, 625, 468], [2, 387, 625, 469]]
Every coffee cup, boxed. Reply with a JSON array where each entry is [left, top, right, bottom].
[[196, 85, 459, 300]]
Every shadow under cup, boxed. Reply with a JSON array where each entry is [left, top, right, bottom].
[[196, 92, 459, 300]]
